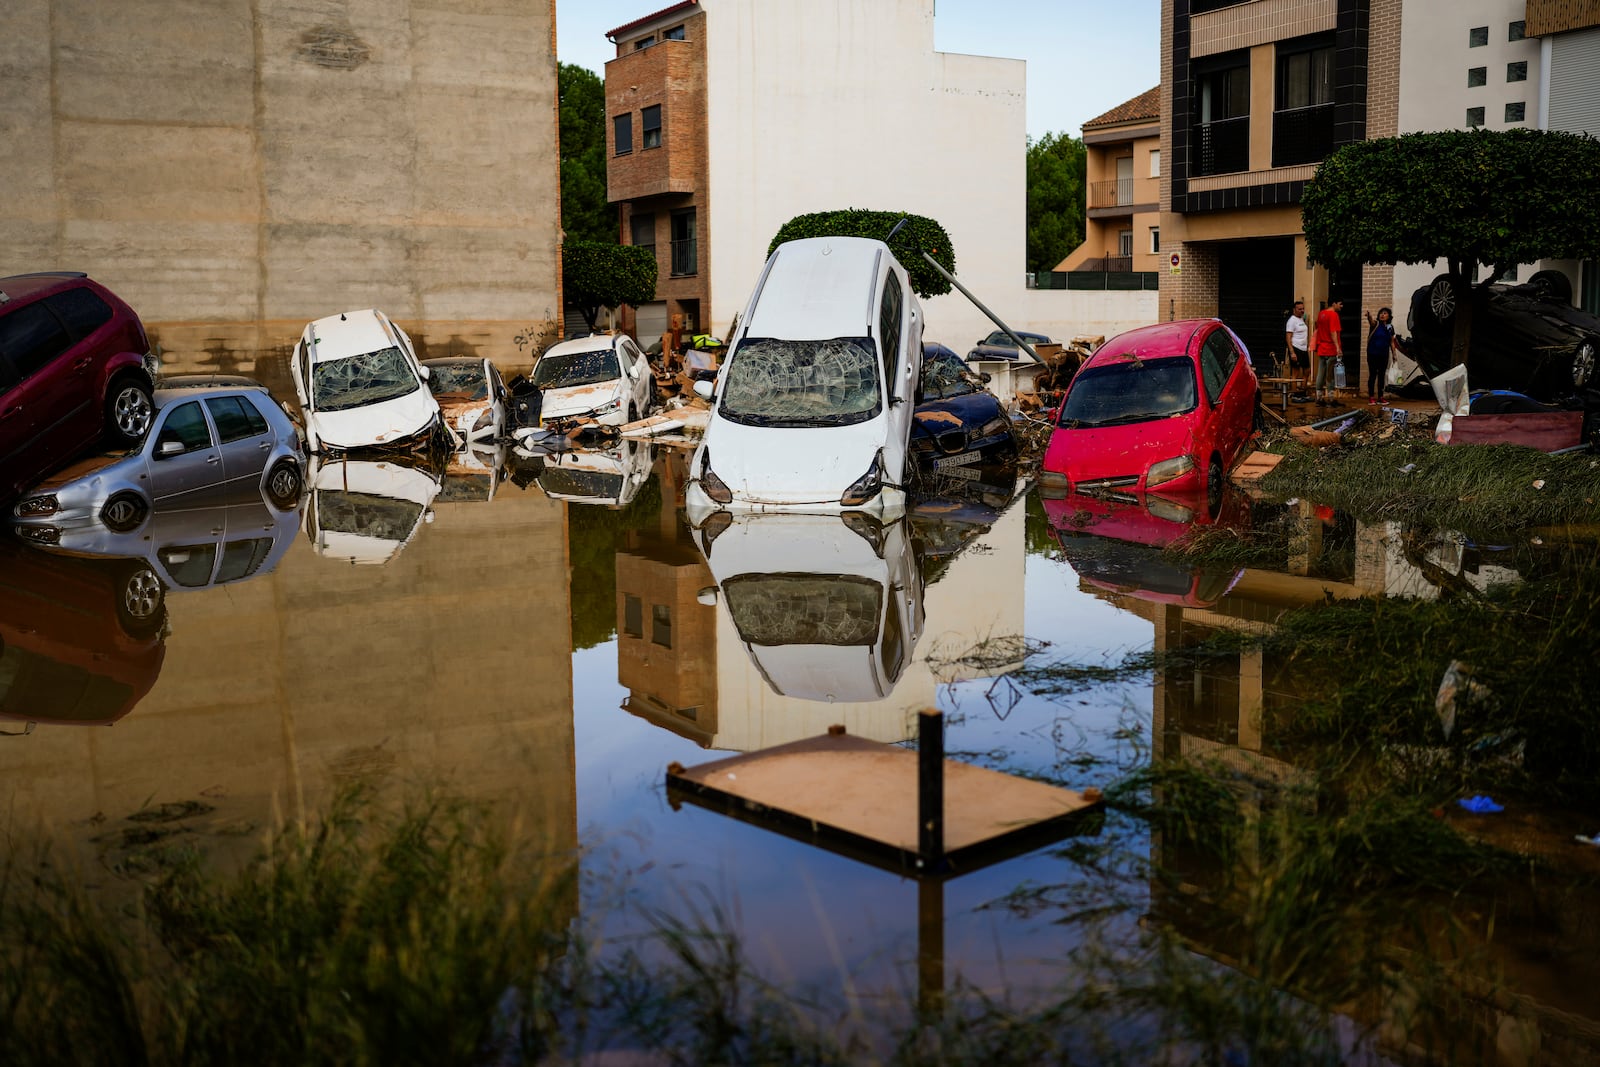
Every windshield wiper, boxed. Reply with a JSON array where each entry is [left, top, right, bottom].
[[1096, 411, 1178, 427]]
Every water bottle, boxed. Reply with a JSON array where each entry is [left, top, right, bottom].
[[1333, 359, 1347, 391]]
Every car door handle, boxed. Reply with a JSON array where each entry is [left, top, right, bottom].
[[258, 441, 272, 450], [206, 454, 221, 464], [73, 358, 92, 370], [0, 406, 20, 420]]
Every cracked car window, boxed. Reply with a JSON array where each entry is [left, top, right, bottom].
[[425, 362, 489, 400], [718, 337, 881, 427], [722, 573, 882, 646], [312, 346, 419, 411], [316, 491, 424, 541], [921, 350, 976, 400], [532, 348, 621, 389]]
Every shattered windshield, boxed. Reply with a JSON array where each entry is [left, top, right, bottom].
[[1058, 356, 1197, 428], [921, 352, 977, 400], [315, 492, 425, 541], [722, 573, 883, 646], [718, 337, 881, 428], [425, 363, 488, 400], [532, 349, 620, 389], [312, 347, 420, 411]]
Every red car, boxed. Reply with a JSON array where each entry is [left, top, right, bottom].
[[0, 272, 156, 502], [1040, 319, 1258, 511]]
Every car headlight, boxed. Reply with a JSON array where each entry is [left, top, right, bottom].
[[840, 450, 884, 507], [1039, 470, 1068, 497], [980, 415, 1011, 438], [1146, 454, 1196, 487], [1146, 495, 1195, 523], [14, 494, 59, 518], [699, 450, 733, 504], [14, 524, 61, 545], [593, 397, 623, 415]]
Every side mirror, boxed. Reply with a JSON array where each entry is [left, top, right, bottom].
[[696, 586, 719, 606], [418, 365, 431, 381], [158, 439, 185, 457], [693, 379, 714, 401]]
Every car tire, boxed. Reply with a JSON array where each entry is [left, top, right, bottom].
[[1426, 274, 1466, 328], [1529, 269, 1573, 305], [1206, 453, 1224, 518], [1575, 340, 1596, 390], [266, 458, 302, 508], [105, 377, 154, 447], [627, 402, 639, 424], [101, 491, 148, 532], [114, 562, 166, 639]]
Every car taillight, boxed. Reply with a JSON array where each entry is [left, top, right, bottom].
[[700, 450, 733, 504], [840, 450, 884, 507]]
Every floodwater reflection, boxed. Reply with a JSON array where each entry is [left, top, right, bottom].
[[304, 455, 441, 565]]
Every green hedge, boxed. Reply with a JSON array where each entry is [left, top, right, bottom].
[[767, 209, 955, 299]]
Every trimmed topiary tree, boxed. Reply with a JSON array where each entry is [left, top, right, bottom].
[[768, 209, 955, 299], [1301, 128, 1600, 365], [562, 240, 657, 332]]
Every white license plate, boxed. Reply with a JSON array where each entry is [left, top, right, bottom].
[[936, 462, 982, 481], [933, 450, 983, 468]]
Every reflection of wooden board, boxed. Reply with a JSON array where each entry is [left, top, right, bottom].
[[667, 732, 1102, 877], [1448, 412, 1582, 452]]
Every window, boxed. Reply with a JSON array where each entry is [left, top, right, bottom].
[[1200, 331, 1237, 404], [204, 395, 268, 443], [1507, 61, 1527, 82], [45, 288, 112, 341], [215, 538, 273, 584], [633, 34, 655, 50], [1118, 230, 1134, 257], [651, 604, 672, 648], [1466, 106, 1486, 127], [1469, 26, 1488, 47], [642, 104, 661, 150], [1509, 20, 1525, 42], [156, 401, 214, 454], [878, 271, 903, 382], [1194, 53, 1250, 175], [1150, 227, 1161, 254], [0, 302, 70, 379], [1468, 67, 1487, 88], [630, 212, 656, 252], [1277, 41, 1333, 110], [1506, 101, 1526, 123], [623, 595, 642, 638], [1149, 148, 1160, 178], [158, 543, 217, 588], [670, 208, 696, 276], [613, 113, 632, 155], [1273, 37, 1336, 165], [664, 24, 685, 41]]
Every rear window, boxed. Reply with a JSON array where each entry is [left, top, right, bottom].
[[1059, 356, 1198, 428], [45, 287, 114, 341]]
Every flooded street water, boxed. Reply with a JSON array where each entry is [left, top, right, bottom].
[[6, 340, 1600, 1063]]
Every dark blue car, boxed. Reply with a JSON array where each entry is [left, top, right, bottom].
[[910, 343, 1016, 470]]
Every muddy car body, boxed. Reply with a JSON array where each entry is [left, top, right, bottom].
[[911, 342, 1015, 470], [686, 237, 923, 521], [303, 456, 440, 565], [9, 377, 303, 546], [422, 356, 507, 443], [1040, 319, 1258, 512], [531, 334, 653, 427], [290, 309, 442, 452], [693, 511, 924, 703]]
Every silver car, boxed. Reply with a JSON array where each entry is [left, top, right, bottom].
[[10, 376, 304, 546]]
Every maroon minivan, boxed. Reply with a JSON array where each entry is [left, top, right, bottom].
[[0, 272, 156, 501]]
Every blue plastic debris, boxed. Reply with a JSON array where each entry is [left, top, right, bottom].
[[1575, 832, 1600, 847], [1458, 795, 1504, 814]]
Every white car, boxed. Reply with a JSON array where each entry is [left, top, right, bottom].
[[531, 334, 654, 427], [693, 511, 924, 703], [534, 437, 653, 509], [290, 309, 444, 453], [685, 237, 922, 522], [302, 455, 440, 565], [423, 356, 507, 443]]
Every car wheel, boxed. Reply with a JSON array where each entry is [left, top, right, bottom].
[[1427, 274, 1465, 327], [1206, 453, 1224, 518], [101, 491, 148, 532], [115, 563, 166, 639], [105, 378, 154, 447], [1529, 269, 1573, 305], [627, 402, 639, 424], [266, 458, 302, 507], [1575, 340, 1596, 390]]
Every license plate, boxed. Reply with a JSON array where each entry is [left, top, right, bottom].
[[933, 450, 983, 469], [937, 463, 982, 481]]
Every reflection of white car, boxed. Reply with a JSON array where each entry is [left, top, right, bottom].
[[439, 442, 506, 504], [423, 357, 507, 443], [534, 438, 652, 509], [303, 456, 440, 565], [686, 237, 923, 522], [290, 309, 443, 453], [531, 334, 654, 427], [693, 511, 924, 702]]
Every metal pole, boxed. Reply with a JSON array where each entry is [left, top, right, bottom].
[[918, 707, 944, 864], [917, 252, 1041, 362]]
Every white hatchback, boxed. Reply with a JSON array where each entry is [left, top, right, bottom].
[[290, 309, 443, 453], [531, 334, 654, 427]]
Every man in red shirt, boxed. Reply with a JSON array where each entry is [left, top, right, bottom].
[[1310, 298, 1343, 406]]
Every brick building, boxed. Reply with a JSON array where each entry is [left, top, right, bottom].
[[1058, 87, 1164, 276]]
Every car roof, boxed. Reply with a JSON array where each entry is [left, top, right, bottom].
[[421, 356, 484, 368], [1079, 319, 1210, 370], [744, 237, 892, 340], [0, 272, 91, 305], [153, 380, 270, 407], [541, 334, 622, 358], [304, 309, 399, 363]]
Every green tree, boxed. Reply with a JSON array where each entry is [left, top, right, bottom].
[[563, 240, 656, 331], [1302, 128, 1600, 365], [559, 62, 614, 244], [767, 209, 955, 299], [1026, 131, 1087, 274]]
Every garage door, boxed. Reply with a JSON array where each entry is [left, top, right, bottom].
[[634, 301, 668, 346]]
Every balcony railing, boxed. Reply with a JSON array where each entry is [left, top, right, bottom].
[[1192, 115, 1250, 176], [1271, 103, 1336, 167], [670, 237, 697, 277], [1089, 178, 1136, 208]]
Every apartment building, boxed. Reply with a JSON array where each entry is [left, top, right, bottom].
[[1058, 87, 1164, 275], [603, 0, 1026, 349]]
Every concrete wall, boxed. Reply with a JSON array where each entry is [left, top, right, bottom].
[[701, 0, 1027, 346], [0, 0, 563, 369], [1013, 288, 1160, 347]]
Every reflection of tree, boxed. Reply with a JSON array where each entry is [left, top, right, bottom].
[[1024, 491, 1063, 560], [567, 475, 663, 650]]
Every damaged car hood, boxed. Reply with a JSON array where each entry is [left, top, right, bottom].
[[307, 386, 439, 450], [539, 380, 625, 421], [696, 417, 893, 507]]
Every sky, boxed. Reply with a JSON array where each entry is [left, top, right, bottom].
[[555, 0, 1161, 142]]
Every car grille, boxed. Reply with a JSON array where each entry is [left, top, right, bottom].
[[935, 430, 967, 454], [1074, 476, 1141, 491]]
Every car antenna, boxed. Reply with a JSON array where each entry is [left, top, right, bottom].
[[883, 216, 1039, 362], [340, 312, 347, 321]]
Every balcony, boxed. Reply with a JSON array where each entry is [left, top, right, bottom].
[[1089, 179, 1136, 209], [1192, 115, 1249, 176], [670, 237, 697, 277], [1272, 103, 1336, 168]]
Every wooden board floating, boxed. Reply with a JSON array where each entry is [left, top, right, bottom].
[[667, 728, 1103, 878]]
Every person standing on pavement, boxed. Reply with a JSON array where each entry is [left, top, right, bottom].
[[1284, 300, 1310, 393], [1363, 306, 1398, 404], [1310, 298, 1343, 406]]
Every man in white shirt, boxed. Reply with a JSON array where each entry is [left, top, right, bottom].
[[1284, 300, 1310, 391]]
